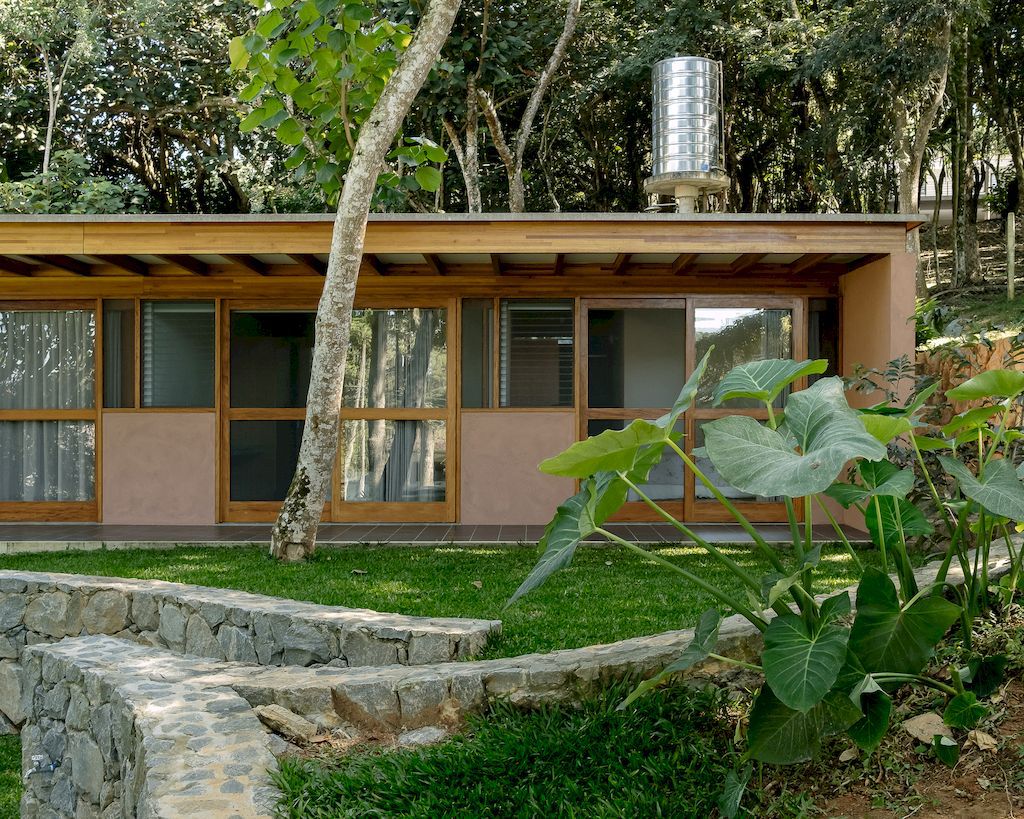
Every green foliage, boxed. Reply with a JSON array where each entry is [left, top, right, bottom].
[[763, 614, 849, 712], [0, 151, 148, 213], [273, 684, 741, 818], [229, 0, 446, 203], [0, 737, 19, 819]]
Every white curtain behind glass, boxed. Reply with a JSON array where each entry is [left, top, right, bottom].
[[0, 311, 95, 501]]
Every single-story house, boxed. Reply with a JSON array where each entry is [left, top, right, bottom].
[[0, 212, 919, 527]]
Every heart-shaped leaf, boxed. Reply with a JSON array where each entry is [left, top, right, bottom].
[[860, 413, 913, 444], [763, 614, 850, 712], [620, 608, 722, 708], [943, 692, 988, 729], [933, 735, 960, 767], [717, 764, 752, 819], [946, 370, 1024, 402], [539, 420, 669, 478], [712, 358, 827, 407], [846, 674, 892, 752], [942, 405, 1003, 437], [849, 568, 960, 675], [746, 686, 860, 764], [938, 456, 1024, 522], [826, 461, 914, 508], [864, 496, 933, 549]]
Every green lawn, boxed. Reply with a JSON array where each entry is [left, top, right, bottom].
[[0, 737, 19, 819], [0, 543, 868, 658]]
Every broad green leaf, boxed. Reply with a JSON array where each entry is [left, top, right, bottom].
[[938, 456, 1024, 521], [539, 419, 668, 478], [946, 369, 1024, 402], [826, 462, 914, 509], [914, 435, 952, 452], [860, 413, 912, 444], [943, 692, 988, 729], [782, 377, 887, 463], [961, 654, 1007, 698], [864, 496, 933, 550], [620, 608, 722, 708], [229, 36, 250, 70], [657, 348, 713, 430], [746, 687, 860, 764], [825, 482, 872, 508], [846, 675, 892, 752], [276, 117, 305, 146], [933, 735, 959, 767], [942, 405, 1003, 437], [762, 570, 802, 607], [849, 568, 960, 675], [763, 614, 850, 712], [414, 165, 442, 192], [819, 591, 852, 625], [712, 358, 827, 406], [717, 764, 752, 819]]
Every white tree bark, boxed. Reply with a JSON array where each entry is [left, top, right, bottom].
[[270, 0, 463, 561]]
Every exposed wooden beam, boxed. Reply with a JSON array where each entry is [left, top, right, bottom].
[[553, 253, 565, 276], [0, 256, 38, 276], [788, 253, 831, 275], [846, 253, 887, 273], [32, 255, 93, 276], [423, 254, 446, 275], [154, 254, 211, 276], [670, 253, 699, 275], [611, 253, 631, 276], [360, 253, 387, 276], [224, 254, 270, 276], [92, 254, 148, 276], [288, 254, 326, 275], [729, 253, 766, 275], [490, 254, 503, 276]]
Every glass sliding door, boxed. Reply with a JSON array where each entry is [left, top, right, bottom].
[[0, 305, 98, 520], [334, 304, 455, 522], [581, 299, 687, 520], [685, 298, 804, 522]]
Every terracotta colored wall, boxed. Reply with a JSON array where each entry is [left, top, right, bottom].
[[460, 411, 576, 525], [102, 413, 216, 524]]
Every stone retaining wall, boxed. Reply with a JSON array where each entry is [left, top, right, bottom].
[[19, 639, 279, 818]]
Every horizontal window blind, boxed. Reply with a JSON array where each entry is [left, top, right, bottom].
[[499, 300, 574, 408], [142, 301, 215, 408]]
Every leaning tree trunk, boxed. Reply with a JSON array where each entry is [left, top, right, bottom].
[[270, 0, 463, 561]]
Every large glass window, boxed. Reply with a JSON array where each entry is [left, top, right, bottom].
[[103, 301, 135, 408], [0, 310, 95, 409], [341, 420, 445, 503], [588, 419, 683, 501], [461, 299, 494, 408], [343, 308, 446, 409], [500, 300, 573, 408], [0, 421, 95, 501], [229, 420, 303, 501], [231, 311, 314, 408], [808, 298, 839, 382], [141, 301, 215, 408]]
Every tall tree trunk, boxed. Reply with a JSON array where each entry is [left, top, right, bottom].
[[270, 0, 462, 562]]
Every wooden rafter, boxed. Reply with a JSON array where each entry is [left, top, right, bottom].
[[670, 253, 699, 275], [224, 254, 270, 276], [360, 254, 386, 276], [490, 254, 503, 276], [846, 253, 887, 272], [729, 253, 766, 275], [788, 253, 831, 275], [288, 254, 326, 275], [32, 255, 93, 276], [423, 254, 446, 275], [610, 253, 631, 275], [155, 254, 211, 276], [92, 255, 148, 276], [0, 256, 38, 276], [553, 253, 565, 276]]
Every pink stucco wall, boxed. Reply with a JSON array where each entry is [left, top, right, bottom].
[[460, 411, 576, 525], [102, 412, 217, 524]]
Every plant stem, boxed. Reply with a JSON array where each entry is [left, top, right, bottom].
[[813, 495, 864, 571], [596, 528, 769, 631], [707, 652, 763, 673]]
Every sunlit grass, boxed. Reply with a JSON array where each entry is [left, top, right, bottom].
[[0, 543, 873, 658], [0, 737, 17, 819]]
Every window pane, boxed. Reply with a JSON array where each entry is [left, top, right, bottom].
[[231, 311, 314, 408], [341, 419, 445, 502], [0, 421, 94, 501], [230, 420, 303, 501], [694, 422, 781, 502], [587, 419, 683, 500], [343, 309, 446, 409], [500, 300, 573, 408], [103, 301, 134, 408], [588, 308, 685, 408], [694, 307, 792, 407], [808, 299, 839, 382], [461, 299, 493, 408], [0, 310, 95, 409], [142, 301, 215, 408]]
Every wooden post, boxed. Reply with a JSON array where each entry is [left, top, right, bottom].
[[1008, 212, 1016, 301]]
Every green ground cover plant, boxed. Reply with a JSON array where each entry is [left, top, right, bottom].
[[0, 737, 18, 819]]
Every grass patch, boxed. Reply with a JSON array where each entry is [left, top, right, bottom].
[[274, 684, 741, 818], [0, 544, 868, 657], [0, 737, 19, 819]]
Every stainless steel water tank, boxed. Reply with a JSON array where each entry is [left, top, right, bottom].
[[651, 56, 722, 177]]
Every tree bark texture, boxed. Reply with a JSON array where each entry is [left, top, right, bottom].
[[270, 0, 463, 561]]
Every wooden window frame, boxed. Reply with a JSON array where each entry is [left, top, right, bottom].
[[0, 300, 100, 521]]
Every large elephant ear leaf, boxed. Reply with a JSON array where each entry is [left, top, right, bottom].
[[657, 347, 714, 430], [746, 687, 860, 764], [946, 369, 1024, 402], [507, 474, 625, 606], [859, 413, 913, 445], [938, 455, 1024, 521], [858, 460, 914, 498], [539, 419, 668, 478], [781, 377, 888, 462], [848, 567, 960, 675], [846, 674, 892, 752], [712, 358, 828, 407], [762, 614, 849, 712], [619, 608, 722, 708], [864, 496, 933, 549]]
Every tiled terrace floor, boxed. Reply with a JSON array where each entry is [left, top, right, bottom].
[[0, 522, 867, 547]]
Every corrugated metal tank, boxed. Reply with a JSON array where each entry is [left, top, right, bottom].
[[650, 56, 722, 178]]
